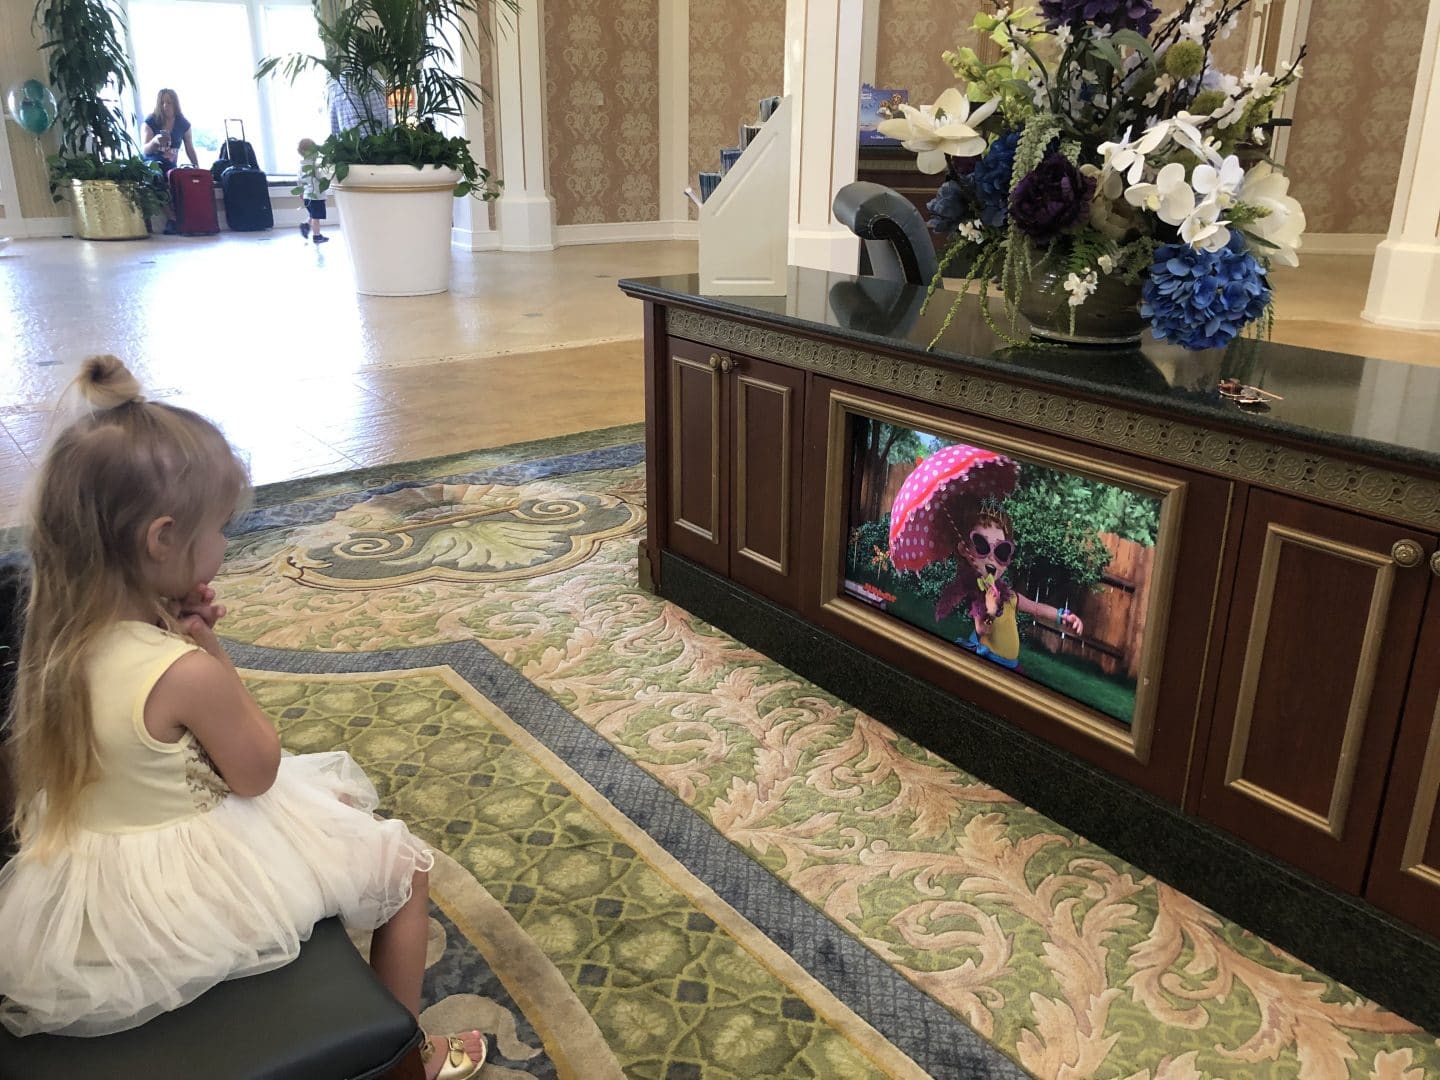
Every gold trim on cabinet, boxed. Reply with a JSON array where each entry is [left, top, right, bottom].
[[734, 373, 792, 576], [818, 389, 1187, 763], [1400, 694, 1440, 886], [665, 308, 1440, 532], [669, 354, 722, 545], [1223, 523, 1395, 839]]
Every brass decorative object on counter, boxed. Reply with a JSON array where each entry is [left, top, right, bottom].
[[67, 180, 148, 241]]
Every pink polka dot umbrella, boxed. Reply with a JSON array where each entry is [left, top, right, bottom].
[[888, 444, 1019, 571]]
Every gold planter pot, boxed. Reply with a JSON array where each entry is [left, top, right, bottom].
[[68, 179, 149, 241]]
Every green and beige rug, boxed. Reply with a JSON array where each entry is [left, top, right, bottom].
[[202, 425, 1437, 1079]]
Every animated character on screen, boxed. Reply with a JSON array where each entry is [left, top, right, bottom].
[[888, 443, 1083, 671]]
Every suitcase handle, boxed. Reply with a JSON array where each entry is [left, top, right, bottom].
[[223, 118, 248, 148]]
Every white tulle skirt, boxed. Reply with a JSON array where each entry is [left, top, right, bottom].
[[0, 751, 433, 1038]]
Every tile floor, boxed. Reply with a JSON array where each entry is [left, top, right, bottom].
[[1, 233, 1437, 530]]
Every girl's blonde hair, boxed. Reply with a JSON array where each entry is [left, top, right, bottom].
[[7, 356, 249, 852]]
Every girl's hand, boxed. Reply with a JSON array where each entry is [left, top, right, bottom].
[[174, 582, 226, 629]]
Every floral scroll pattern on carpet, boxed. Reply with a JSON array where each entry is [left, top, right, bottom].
[[215, 430, 1440, 1080]]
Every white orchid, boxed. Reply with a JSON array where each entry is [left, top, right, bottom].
[[1179, 197, 1231, 252], [1124, 161, 1195, 225], [1239, 161, 1306, 266], [1098, 124, 1169, 185], [1191, 154, 1245, 209], [876, 88, 1001, 173], [1064, 270, 1099, 307]]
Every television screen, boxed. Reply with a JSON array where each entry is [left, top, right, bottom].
[[844, 416, 1164, 726]]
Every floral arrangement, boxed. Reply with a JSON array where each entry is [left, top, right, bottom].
[[878, 0, 1306, 350]]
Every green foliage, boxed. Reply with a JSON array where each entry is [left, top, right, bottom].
[[1004, 468, 1159, 596], [259, 0, 517, 193], [295, 122, 498, 199], [45, 152, 168, 218], [32, 0, 136, 159], [33, 0, 166, 220]]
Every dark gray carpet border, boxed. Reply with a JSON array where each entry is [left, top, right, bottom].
[[226, 638, 1028, 1080]]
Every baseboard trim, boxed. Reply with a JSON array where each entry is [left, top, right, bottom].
[[4, 216, 71, 239], [1304, 233, 1383, 255], [554, 220, 698, 246], [451, 226, 501, 251], [657, 551, 1440, 1036]]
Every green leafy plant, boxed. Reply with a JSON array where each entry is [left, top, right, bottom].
[[32, 0, 166, 219], [258, 0, 518, 197]]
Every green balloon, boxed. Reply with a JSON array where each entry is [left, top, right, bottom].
[[21, 79, 46, 103], [18, 99, 54, 135]]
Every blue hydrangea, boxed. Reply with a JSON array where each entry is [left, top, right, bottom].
[[926, 178, 973, 234], [1141, 232, 1271, 350], [972, 131, 1021, 229]]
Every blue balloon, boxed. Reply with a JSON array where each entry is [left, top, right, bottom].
[[6, 82, 57, 137]]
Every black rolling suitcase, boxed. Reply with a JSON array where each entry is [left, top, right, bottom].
[[216, 119, 273, 232]]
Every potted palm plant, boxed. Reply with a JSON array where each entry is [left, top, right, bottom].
[[258, 0, 516, 296], [33, 0, 166, 240]]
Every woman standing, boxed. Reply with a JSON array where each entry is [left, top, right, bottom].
[[142, 89, 199, 234]]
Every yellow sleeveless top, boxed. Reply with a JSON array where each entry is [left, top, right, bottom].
[[74, 621, 230, 833], [980, 596, 1021, 661]]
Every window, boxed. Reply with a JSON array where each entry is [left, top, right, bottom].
[[125, 0, 327, 177]]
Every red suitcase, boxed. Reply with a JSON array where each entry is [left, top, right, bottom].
[[169, 166, 219, 236]]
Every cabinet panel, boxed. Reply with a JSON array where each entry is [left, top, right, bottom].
[[730, 357, 807, 608], [1197, 490, 1432, 892], [1367, 581, 1440, 936], [667, 340, 728, 574]]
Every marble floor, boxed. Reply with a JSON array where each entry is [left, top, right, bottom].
[[0, 234, 1436, 529]]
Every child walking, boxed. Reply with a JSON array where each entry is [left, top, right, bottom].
[[0, 357, 484, 1079], [298, 137, 329, 244]]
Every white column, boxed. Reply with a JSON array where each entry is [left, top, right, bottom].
[[1363, 0, 1440, 330], [449, 12, 499, 250], [784, 0, 863, 274], [658, 0, 691, 234], [494, 0, 555, 252]]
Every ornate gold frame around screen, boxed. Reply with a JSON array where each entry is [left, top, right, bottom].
[[820, 389, 1187, 763]]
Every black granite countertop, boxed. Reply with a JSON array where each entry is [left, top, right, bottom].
[[619, 268, 1440, 473]]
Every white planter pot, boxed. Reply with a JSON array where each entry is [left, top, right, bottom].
[[333, 164, 460, 296]]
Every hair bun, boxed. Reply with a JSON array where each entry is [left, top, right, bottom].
[[76, 355, 143, 410]]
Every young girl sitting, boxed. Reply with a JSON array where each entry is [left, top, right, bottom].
[[0, 356, 485, 1079]]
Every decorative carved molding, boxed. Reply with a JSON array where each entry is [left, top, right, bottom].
[[667, 308, 1440, 531]]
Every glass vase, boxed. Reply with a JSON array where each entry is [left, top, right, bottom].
[[1018, 254, 1147, 346]]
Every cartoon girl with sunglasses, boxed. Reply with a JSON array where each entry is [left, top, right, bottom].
[[936, 505, 1084, 670]]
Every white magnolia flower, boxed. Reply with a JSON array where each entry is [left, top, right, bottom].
[[1203, 69, 1242, 97], [1053, 24, 1073, 48], [876, 88, 1001, 173], [1124, 161, 1195, 226], [1239, 161, 1306, 266], [1098, 124, 1169, 185], [1010, 49, 1028, 74], [1180, 197, 1231, 252], [1097, 254, 1115, 274], [1179, 16, 1207, 42], [1251, 126, 1267, 145], [1166, 112, 1212, 158], [1065, 270, 1099, 307], [1192, 154, 1245, 208]]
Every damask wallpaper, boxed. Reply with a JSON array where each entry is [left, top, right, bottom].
[[688, 3, 786, 220], [542, 0, 659, 227], [1284, 0, 1425, 235], [873, 0, 989, 107]]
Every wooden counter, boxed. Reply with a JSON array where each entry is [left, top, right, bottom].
[[620, 267, 1440, 1028]]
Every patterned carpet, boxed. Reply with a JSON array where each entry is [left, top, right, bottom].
[[201, 425, 1438, 1079]]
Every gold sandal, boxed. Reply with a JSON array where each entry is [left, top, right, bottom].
[[419, 1031, 487, 1079]]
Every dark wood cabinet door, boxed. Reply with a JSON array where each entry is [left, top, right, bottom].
[[666, 338, 729, 574], [1197, 490, 1433, 892], [1367, 578, 1440, 936], [728, 355, 806, 608]]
